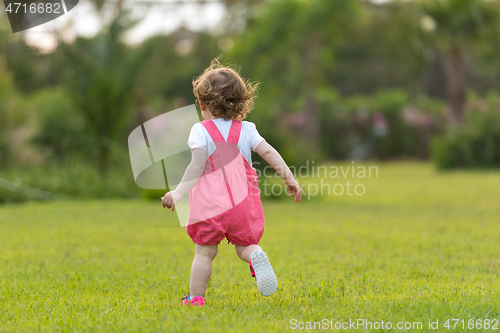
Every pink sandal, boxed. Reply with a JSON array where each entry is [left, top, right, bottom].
[[180, 294, 205, 307]]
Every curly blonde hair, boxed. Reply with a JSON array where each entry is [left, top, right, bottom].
[[192, 59, 259, 121]]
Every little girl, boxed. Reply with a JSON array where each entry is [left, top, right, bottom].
[[161, 60, 302, 306]]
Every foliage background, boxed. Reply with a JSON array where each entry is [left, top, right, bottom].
[[1, 0, 500, 200]]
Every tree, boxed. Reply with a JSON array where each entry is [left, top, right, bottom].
[[229, 0, 362, 162], [420, 0, 500, 124], [0, 59, 26, 168], [60, 16, 157, 176], [328, 1, 430, 96]]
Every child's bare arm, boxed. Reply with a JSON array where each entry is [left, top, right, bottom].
[[255, 141, 302, 202], [162, 148, 206, 210]]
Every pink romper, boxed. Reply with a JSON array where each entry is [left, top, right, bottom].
[[186, 119, 265, 246]]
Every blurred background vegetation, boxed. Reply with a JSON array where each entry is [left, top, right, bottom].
[[1, 0, 500, 203]]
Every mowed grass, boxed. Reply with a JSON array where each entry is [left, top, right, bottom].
[[1, 162, 500, 332]]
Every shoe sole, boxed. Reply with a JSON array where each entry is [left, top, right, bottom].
[[250, 250, 277, 297]]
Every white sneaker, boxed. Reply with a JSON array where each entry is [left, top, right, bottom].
[[250, 250, 278, 296]]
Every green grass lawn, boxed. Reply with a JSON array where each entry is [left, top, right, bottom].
[[1, 162, 500, 332]]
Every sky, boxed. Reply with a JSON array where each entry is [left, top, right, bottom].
[[20, 0, 227, 52], [18, 0, 392, 52]]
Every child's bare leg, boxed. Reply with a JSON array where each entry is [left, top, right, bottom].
[[235, 244, 262, 263], [190, 244, 218, 296]]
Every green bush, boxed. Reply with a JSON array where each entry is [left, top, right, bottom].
[[0, 64, 26, 167], [318, 89, 441, 160], [32, 88, 88, 157], [0, 153, 141, 203], [317, 88, 358, 159], [432, 110, 500, 169], [371, 89, 419, 159]]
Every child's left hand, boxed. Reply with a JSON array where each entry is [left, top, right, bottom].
[[161, 191, 182, 211]]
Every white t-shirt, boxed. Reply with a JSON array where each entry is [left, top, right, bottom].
[[187, 119, 265, 165]]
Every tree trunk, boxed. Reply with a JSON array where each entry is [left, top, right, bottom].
[[446, 43, 466, 124]]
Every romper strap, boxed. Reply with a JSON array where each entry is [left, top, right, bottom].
[[227, 120, 242, 145], [201, 120, 225, 142]]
